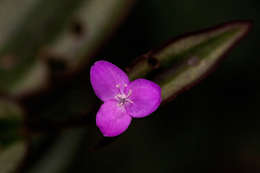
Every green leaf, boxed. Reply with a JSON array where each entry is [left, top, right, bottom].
[[0, 100, 24, 148], [127, 21, 251, 102], [0, 142, 27, 173], [0, 0, 134, 96], [7, 61, 49, 97], [0, 0, 84, 94], [27, 129, 86, 173], [45, 0, 135, 71], [0, 99, 27, 173]]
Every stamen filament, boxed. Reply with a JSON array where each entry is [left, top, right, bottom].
[[115, 83, 133, 106]]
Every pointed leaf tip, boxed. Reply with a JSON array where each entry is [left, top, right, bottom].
[[127, 20, 252, 102]]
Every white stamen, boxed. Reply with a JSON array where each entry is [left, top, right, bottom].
[[126, 98, 133, 104], [115, 83, 133, 107], [126, 89, 132, 97]]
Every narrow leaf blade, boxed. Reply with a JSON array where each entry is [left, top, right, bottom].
[[45, 0, 135, 71], [128, 21, 252, 102], [0, 99, 27, 173]]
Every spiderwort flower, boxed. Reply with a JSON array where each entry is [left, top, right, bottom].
[[90, 60, 161, 137]]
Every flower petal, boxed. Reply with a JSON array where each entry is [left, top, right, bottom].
[[90, 60, 129, 101], [96, 100, 132, 137], [126, 79, 161, 118]]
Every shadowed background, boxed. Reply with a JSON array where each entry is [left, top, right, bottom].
[[88, 0, 259, 172], [0, 0, 259, 173]]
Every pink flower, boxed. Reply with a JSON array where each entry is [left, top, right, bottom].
[[90, 60, 161, 137]]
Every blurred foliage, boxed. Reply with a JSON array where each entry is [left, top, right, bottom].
[[0, 0, 259, 173], [0, 142, 27, 173], [0, 100, 24, 149], [0, 0, 135, 171], [0, 0, 134, 97], [0, 100, 26, 173]]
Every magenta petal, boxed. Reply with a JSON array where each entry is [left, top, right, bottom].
[[126, 79, 161, 118], [96, 100, 132, 137], [90, 60, 129, 101]]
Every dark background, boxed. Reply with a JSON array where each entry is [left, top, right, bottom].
[[85, 0, 260, 173], [1, 0, 259, 172]]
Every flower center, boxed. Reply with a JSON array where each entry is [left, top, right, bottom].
[[114, 84, 133, 106]]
